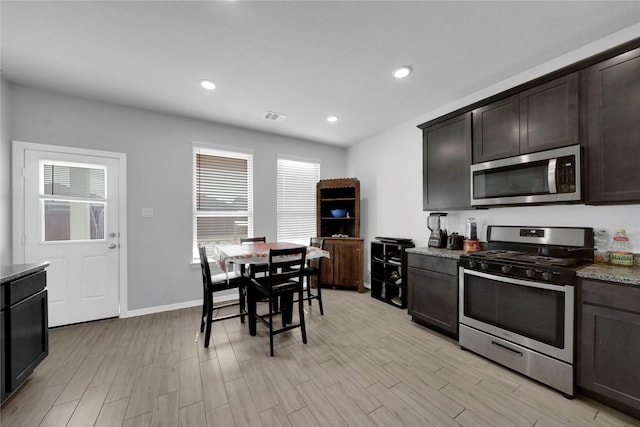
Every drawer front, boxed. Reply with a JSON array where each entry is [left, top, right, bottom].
[[581, 279, 640, 313], [407, 253, 458, 276], [9, 270, 46, 306]]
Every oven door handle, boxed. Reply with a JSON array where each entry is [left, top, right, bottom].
[[462, 268, 570, 292], [491, 341, 523, 357]]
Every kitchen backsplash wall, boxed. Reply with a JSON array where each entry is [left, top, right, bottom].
[[443, 204, 640, 252]]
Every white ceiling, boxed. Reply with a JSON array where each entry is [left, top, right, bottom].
[[2, 1, 640, 147]]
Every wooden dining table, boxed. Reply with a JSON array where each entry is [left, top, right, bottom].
[[212, 241, 330, 335]]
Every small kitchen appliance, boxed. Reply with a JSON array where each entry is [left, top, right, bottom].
[[458, 225, 594, 397], [427, 213, 448, 248], [446, 233, 464, 250]]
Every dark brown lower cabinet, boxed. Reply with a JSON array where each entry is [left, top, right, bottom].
[[407, 253, 458, 337], [579, 278, 640, 418], [319, 238, 364, 292]]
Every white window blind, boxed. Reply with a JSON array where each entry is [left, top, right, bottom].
[[277, 157, 320, 245], [193, 146, 253, 258]]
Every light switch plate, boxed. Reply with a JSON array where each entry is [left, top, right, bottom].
[[141, 208, 154, 218]]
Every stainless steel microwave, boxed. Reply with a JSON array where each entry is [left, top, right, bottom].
[[471, 144, 581, 207]]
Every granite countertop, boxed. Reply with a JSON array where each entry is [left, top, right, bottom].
[[1, 262, 50, 284], [577, 263, 640, 286], [406, 247, 465, 260]]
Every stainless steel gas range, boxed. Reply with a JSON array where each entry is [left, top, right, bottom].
[[458, 225, 594, 397]]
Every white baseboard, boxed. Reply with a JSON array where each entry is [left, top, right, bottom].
[[123, 293, 239, 318]]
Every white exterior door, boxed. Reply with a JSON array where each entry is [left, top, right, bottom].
[[14, 142, 125, 327]]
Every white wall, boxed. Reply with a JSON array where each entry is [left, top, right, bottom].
[[348, 24, 640, 282], [4, 83, 347, 312]]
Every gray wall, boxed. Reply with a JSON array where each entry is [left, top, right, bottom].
[[1, 78, 11, 267], [4, 82, 347, 312]]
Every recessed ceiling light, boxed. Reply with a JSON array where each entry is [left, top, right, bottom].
[[200, 80, 216, 90], [393, 66, 412, 79], [327, 115, 339, 123]]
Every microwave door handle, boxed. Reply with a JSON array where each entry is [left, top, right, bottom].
[[548, 158, 557, 194]]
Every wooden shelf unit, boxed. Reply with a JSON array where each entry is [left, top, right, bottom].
[[316, 178, 363, 292]]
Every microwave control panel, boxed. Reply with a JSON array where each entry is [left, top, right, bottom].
[[557, 155, 576, 193]]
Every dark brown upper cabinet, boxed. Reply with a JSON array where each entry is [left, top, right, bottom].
[[473, 73, 580, 163], [472, 95, 520, 163], [520, 73, 580, 154], [585, 47, 640, 204], [423, 112, 472, 210]]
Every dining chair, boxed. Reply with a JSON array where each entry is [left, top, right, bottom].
[[300, 237, 325, 315], [240, 236, 266, 244], [198, 245, 247, 348], [241, 236, 267, 276], [249, 246, 307, 356]]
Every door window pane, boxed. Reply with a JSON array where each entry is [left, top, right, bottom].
[[40, 161, 107, 242], [44, 201, 105, 241], [43, 164, 105, 198]]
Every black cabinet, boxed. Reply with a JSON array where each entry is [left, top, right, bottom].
[[1, 266, 49, 403], [407, 253, 458, 337], [579, 278, 640, 418], [473, 73, 580, 163], [422, 112, 472, 210], [1, 310, 5, 402], [10, 288, 48, 391], [370, 240, 414, 308], [585, 46, 640, 204]]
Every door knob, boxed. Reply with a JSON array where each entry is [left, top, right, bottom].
[[108, 243, 117, 249]]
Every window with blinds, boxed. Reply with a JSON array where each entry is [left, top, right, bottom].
[[277, 157, 320, 245], [193, 146, 253, 258], [41, 162, 107, 242]]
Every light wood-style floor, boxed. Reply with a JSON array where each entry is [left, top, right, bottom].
[[1, 288, 638, 427]]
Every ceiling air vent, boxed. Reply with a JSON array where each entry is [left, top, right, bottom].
[[263, 111, 288, 123]]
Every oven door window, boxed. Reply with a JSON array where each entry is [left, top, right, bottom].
[[463, 273, 564, 348], [473, 159, 550, 199]]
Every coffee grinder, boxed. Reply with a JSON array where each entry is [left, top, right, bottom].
[[427, 213, 448, 248]]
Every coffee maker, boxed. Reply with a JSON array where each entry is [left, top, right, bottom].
[[427, 213, 448, 248]]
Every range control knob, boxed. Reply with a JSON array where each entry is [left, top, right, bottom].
[[525, 269, 535, 278], [501, 265, 511, 274], [469, 260, 477, 269], [542, 271, 554, 281], [480, 262, 489, 271]]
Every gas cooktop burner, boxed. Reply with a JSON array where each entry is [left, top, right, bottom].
[[467, 250, 583, 268]]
